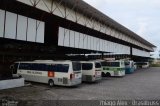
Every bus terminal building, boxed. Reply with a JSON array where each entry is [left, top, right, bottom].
[[0, 0, 156, 78]]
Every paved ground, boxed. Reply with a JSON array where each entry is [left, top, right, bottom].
[[0, 67, 160, 103]]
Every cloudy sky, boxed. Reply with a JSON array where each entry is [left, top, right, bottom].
[[83, 0, 160, 58]]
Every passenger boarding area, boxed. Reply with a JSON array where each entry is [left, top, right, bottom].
[[10, 59, 150, 87]]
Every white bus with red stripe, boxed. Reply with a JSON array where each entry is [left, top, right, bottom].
[[11, 60, 82, 87], [80, 61, 102, 82]]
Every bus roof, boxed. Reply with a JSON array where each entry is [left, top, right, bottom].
[[15, 60, 76, 64], [80, 60, 101, 63], [103, 60, 124, 62]]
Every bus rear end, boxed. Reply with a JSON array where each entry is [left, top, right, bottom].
[[125, 61, 134, 74], [118, 61, 125, 76], [94, 62, 102, 81], [81, 61, 102, 82], [101, 61, 125, 77], [68, 62, 82, 86]]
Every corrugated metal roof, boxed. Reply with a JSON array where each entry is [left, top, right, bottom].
[[57, 0, 156, 48]]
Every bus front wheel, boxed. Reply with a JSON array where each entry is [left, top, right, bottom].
[[102, 72, 106, 77], [48, 79, 54, 87]]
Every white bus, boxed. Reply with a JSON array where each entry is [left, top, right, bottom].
[[80, 61, 102, 82], [135, 62, 149, 68], [101, 60, 125, 77], [133, 62, 137, 70], [11, 60, 82, 87]]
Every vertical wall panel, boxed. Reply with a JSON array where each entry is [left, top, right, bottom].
[[74, 31, 80, 48], [119, 45, 123, 54], [58, 27, 65, 46], [87, 35, 91, 50], [100, 39, 103, 51], [27, 18, 36, 42], [110, 42, 112, 52], [93, 37, 96, 50], [0, 9, 5, 38], [83, 34, 88, 49], [103, 40, 105, 52], [70, 30, 75, 48], [95, 38, 99, 51], [110, 42, 113, 52], [108, 41, 111, 52], [36, 20, 45, 43], [99, 39, 102, 51], [104, 40, 107, 52], [5, 11, 17, 39], [17, 15, 27, 41], [114, 43, 117, 53], [106, 41, 109, 52], [79, 33, 84, 49], [118, 45, 122, 53], [90, 36, 94, 50], [64, 29, 70, 47]]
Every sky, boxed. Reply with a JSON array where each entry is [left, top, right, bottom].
[[83, 0, 160, 58]]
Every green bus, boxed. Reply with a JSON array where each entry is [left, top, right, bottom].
[[101, 60, 125, 77]]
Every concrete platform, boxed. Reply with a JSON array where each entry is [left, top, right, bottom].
[[0, 78, 24, 90], [0, 67, 160, 100]]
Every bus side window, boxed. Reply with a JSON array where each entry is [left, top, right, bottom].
[[47, 64, 57, 72], [31, 63, 38, 70], [19, 63, 31, 70], [56, 64, 69, 73], [38, 64, 47, 71]]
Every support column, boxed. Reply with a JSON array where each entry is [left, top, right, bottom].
[[130, 46, 133, 60], [101, 53, 104, 59]]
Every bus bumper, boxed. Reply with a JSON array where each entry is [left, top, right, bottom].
[[68, 78, 82, 86], [82, 75, 101, 82], [114, 71, 125, 76], [94, 75, 102, 81], [125, 68, 134, 74]]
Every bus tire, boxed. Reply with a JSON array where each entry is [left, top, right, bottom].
[[102, 72, 106, 77], [48, 79, 54, 87], [106, 73, 111, 77]]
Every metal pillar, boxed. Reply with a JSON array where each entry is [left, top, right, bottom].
[[130, 46, 133, 60]]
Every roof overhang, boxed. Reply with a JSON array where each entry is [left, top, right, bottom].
[[56, 0, 156, 48]]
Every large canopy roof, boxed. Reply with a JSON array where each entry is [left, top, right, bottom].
[[57, 0, 156, 48]]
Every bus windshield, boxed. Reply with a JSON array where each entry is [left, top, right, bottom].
[[82, 63, 93, 70], [72, 62, 81, 71]]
